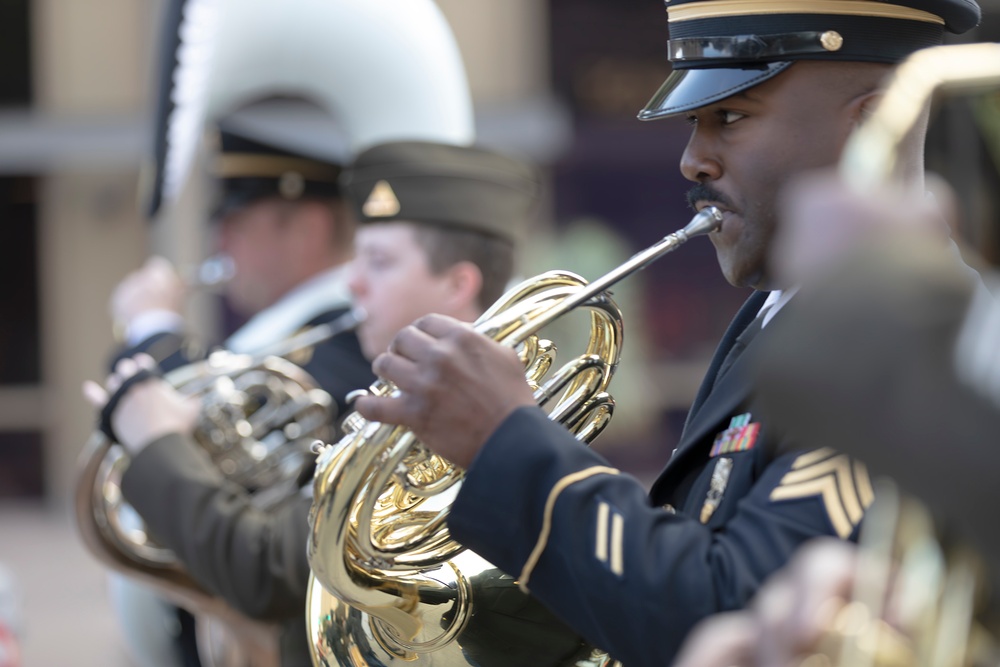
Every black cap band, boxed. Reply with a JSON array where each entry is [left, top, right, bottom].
[[637, 0, 980, 119], [669, 31, 846, 62]]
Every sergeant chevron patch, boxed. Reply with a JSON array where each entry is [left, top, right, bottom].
[[769, 448, 875, 538]]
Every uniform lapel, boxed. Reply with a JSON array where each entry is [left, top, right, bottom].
[[685, 290, 768, 429], [649, 291, 769, 501]]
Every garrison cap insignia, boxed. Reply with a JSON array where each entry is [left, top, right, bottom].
[[362, 180, 401, 218], [770, 448, 875, 538], [594, 499, 625, 577], [710, 412, 760, 456], [700, 457, 733, 524]]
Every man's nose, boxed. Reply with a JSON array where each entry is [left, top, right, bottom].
[[347, 267, 365, 297], [679, 131, 722, 183]]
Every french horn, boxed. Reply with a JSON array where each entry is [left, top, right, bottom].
[[305, 207, 723, 666], [75, 338, 345, 667]]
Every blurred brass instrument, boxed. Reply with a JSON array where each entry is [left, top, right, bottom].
[[807, 42, 1000, 667], [840, 42, 1000, 189], [305, 207, 723, 666], [75, 313, 357, 667]]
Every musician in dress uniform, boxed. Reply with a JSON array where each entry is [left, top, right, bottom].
[[88, 140, 538, 667], [350, 0, 982, 665], [110, 121, 375, 417], [102, 118, 376, 667]]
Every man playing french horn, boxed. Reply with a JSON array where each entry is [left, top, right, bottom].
[[85, 140, 539, 667], [349, 0, 982, 665]]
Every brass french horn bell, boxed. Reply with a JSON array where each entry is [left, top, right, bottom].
[[305, 207, 723, 666]]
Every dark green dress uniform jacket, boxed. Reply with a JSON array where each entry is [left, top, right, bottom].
[[448, 291, 873, 667]]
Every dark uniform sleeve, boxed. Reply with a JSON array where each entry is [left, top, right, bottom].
[[119, 433, 312, 620], [109, 331, 203, 374], [298, 328, 375, 419], [448, 406, 865, 667]]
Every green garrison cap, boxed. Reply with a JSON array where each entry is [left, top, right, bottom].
[[342, 141, 539, 243], [639, 0, 982, 119]]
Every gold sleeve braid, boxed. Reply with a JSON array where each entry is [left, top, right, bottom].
[[517, 466, 621, 594]]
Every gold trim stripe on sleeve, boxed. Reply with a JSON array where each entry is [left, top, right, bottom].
[[610, 512, 625, 577], [595, 502, 610, 563], [667, 0, 944, 24], [518, 466, 621, 594]]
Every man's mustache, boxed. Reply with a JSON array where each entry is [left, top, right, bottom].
[[686, 184, 734, 212]]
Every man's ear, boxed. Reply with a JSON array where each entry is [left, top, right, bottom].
[[850, 90, 883, 127], [444, 260, 484, 313]]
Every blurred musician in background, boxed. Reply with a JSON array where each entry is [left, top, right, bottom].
[[83, 0, 477, 663], [104, 113, 375, 667]]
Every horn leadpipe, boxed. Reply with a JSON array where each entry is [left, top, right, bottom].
[[494, 205, 723, 345]]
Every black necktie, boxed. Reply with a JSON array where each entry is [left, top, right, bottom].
[[713, 309, 768, 385]]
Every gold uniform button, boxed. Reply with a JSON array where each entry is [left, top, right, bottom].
[[661, 504, 676, 514], [820, 30, 844, 52]]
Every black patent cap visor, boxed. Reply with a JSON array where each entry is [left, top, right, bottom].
[[638, 62, 792, 120]]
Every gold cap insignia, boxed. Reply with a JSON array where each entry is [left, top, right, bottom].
[[362, 180, 401, 218], [820, 30, 844, 51], [279, 171, 305, 199]]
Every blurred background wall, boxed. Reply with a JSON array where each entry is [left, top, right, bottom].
[[0, 0, 997, 664]]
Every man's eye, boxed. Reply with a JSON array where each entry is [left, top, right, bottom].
[[720, 111, 746, 124], [684, 115, 698, 126]]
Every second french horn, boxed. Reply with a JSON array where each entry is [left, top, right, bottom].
[[305, 207, 723, 666]]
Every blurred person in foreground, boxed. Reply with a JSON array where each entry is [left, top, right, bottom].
[[756, 169, 1000, 566], [346, 1, 982, 665], [86, 141, 538, 667]]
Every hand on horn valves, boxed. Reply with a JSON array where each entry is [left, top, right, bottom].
[[354, 313, 536, 469], [82, 353, 199, 455]]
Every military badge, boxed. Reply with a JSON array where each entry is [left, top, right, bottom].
[[710, 412, 760, 457], [700, 457, 733, 523]]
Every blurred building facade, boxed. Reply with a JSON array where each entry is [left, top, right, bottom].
[[0, 0, 997, 500], [0, 1, 998, 665], [1, 0, 999, 507]]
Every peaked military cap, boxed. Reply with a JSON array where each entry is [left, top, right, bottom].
[[210, 112, 349, 219], [342, 141, 538, 243], [639, 0, 982, 119]]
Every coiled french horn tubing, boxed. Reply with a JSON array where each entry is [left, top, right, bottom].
[[305, 207, 723, 666]]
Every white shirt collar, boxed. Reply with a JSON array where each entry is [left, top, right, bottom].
[[759, 287, 799, 328], [225, 264, 352, 353]]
